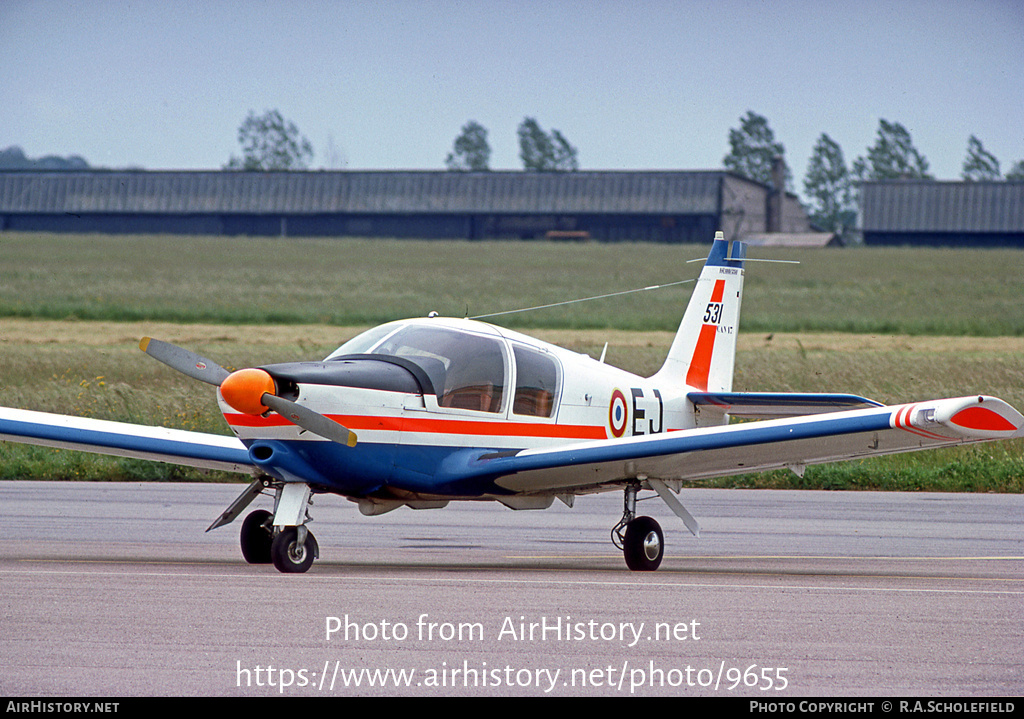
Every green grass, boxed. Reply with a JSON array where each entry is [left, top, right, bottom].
[[692, 444, 1024, 492], [1, 232, 1023, 334]]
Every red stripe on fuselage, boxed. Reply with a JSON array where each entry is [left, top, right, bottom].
[[685, 279, 726, 392], [224, 412, 609, 440]]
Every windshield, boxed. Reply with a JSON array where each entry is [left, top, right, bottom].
[[328, 323, 508, 413], [326, 323, 403, 359]]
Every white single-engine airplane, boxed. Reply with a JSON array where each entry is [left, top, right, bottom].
[[2, 233, 1022, 573]]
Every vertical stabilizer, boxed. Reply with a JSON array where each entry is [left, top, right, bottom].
[[653, 232, 745, 392]]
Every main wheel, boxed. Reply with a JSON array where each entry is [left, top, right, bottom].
[[271, 527, 318, 573], [623, 516, 664, 571], [240, 510, 273, 564]]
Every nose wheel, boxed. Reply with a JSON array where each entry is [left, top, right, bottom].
[[612, 483, 665, 571], [271, 526, 319, 573], [236, 482, 320, 573]]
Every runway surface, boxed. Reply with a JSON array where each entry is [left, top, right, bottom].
[[1, 481, 1021, 697]]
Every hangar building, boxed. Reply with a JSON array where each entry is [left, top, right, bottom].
[[860, 180, 1024, 247], [0, 169, 811, 243]]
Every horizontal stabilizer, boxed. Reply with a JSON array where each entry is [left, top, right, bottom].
[[688, 391, 883, 419]]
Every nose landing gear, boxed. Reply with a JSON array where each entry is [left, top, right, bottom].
[[237, 482, 319, 573]]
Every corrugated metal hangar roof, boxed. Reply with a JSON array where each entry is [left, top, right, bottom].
[[0, 170, 729, 216], [861, 181, 1024, 233]]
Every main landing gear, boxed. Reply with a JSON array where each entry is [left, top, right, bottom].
[[612, 482, 664, 571], [238, 483, 319, 573]]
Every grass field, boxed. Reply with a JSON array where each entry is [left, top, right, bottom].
[[1, 232, 1022, 490], [2, 232, 1024, 334], [1, 319, 1022, 491]]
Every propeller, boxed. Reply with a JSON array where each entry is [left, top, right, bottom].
[[139, 337, 357, 447], [139, 337, 230, 386]]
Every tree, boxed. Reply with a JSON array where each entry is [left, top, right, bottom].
[[517, 117, 578, 171], [723, 111, 787, 187], [0, 145, 89, 170], [224, 109, 314, 170], [803, 133, 854, 231], [445, 121, 491, 171], [961, 135, 1001, 181], [549, 130, 578, 172], [518, 118, 549, 170], [1006, 161, 1024, 181], [852, 119, 932, 181]]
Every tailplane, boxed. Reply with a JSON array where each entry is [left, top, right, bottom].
[[653, 232, 745, 392]]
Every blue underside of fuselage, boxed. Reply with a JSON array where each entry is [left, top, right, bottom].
[[243, 438, 515, 498]]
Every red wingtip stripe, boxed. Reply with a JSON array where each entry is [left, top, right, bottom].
[[950, 407, 1017, 432], [892, 403, 954, 442]]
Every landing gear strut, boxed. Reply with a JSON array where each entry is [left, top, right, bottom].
[[612, 483, 664, 571]]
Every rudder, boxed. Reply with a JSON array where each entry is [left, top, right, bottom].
[[653, 232, 745, 392]]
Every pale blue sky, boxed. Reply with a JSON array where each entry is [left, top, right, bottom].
[[2, 0, 1022, 195]]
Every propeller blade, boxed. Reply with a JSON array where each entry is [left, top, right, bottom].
[[140, 339, 357, 447], [139, 337, 231, 386], [261, 394, 358, 447]]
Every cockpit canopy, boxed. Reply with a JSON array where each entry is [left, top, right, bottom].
[[326, 321, 559, 417]]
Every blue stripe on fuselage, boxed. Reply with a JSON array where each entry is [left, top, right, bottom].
[[244, 438, 514, 497]]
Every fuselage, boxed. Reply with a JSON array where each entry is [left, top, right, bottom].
[[217, 317, 699, 499]]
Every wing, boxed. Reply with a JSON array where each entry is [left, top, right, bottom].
[[0, 406, 253, 474], [453, 396, 1024, 495]]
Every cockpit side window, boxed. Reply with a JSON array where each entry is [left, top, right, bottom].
[[438, 337, 505, 413], [512, 345, 559, 418]]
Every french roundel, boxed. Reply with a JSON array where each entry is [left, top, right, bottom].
[[609, 389, 628, 438]]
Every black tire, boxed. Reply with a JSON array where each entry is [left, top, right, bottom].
[[240, 510, 273, 564], [271, 527, 317, 573], [623, 516, 664, 571]]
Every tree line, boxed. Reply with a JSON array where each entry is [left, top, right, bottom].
[[224, 109, 1023, 233], [222, 110, 579, 174], [444, 117, 578, 172], [0, 146, 90, 170], [725, 111, 1024, 232]]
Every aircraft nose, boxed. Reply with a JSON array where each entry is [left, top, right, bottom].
[[220, 368, 276, 415]]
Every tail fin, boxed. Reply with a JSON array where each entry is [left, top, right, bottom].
[[653, 232, 745, 392]]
